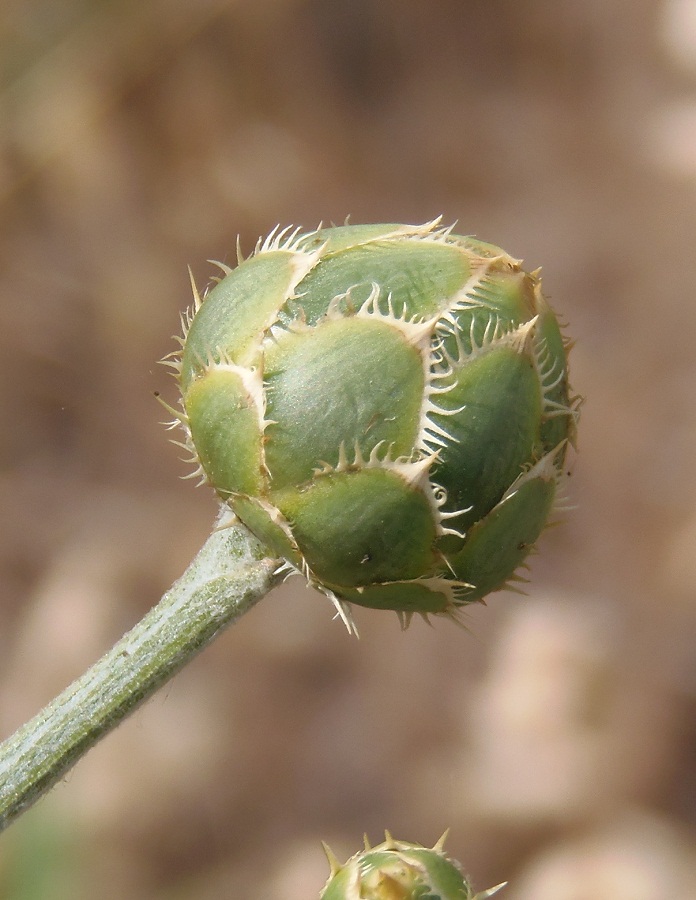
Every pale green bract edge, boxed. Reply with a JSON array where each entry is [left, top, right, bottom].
[[169, 217, 581, 635]]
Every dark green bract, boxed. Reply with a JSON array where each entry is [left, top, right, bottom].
[[173, 221, 578, 629]]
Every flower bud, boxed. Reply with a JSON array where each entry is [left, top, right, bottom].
[[320, 833, 505, 900], [171, 221, 579, 629]]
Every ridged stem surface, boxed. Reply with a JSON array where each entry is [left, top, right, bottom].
[[0, 508, 280, 831]]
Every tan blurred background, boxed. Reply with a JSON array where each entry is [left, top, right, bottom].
[[1, 1, 696, 897]]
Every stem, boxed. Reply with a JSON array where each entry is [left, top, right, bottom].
[[0, 507, 282, 832]]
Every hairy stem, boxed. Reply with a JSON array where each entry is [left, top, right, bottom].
[[0, 507, 281, 831]]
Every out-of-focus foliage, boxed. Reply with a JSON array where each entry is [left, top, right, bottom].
[[1, 2, 696, 899]]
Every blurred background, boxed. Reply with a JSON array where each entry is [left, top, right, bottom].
[[1, 1, 696, 897]]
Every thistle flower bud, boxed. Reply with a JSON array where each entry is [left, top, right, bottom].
[[170, 220, 579, 630], [320, 833, 506, 900]]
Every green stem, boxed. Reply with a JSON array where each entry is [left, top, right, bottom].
[[0, 507, 282, 832]]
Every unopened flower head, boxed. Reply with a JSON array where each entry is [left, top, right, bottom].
[[169, 220, 579, 631], [319, 832, 506, 900]]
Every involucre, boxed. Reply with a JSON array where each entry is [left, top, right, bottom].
[[168, 220, 579, 630]]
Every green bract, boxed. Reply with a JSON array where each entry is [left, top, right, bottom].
[[319, 833, 505, 900], [170, 220, 578, 630]]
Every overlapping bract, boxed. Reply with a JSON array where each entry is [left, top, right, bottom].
[[171, 221, 578, 629]]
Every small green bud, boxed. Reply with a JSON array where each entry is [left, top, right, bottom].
[[169, 220, 579, 630], [319, 833, 506, 900]]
